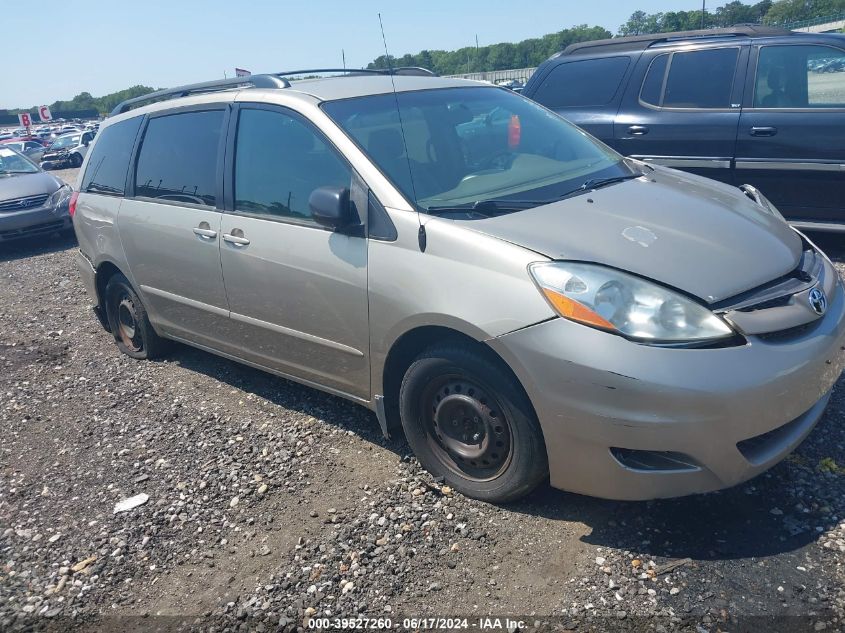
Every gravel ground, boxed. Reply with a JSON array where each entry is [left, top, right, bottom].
[[1, 170, 844, 632]]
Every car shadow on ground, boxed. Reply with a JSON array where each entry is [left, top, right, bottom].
[[0, 231, 76, 263], [161, 339, 843, 565]]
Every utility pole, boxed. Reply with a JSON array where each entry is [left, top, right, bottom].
[[342, 49, 346, 70], [701, 0, 706, 29]]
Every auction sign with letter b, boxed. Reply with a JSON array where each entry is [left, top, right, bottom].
[[18, 112, 32, 128]]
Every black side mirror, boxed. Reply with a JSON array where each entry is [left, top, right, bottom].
[[309, 186, 360, 233]]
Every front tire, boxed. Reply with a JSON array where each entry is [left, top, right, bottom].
[[399, 343, 548, 503], [69, 153, 83, 168], [104, 274, 169, 360]]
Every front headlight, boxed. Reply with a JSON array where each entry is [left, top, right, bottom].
[[529, 262, 735, 343], [48, 184, 72, 209]]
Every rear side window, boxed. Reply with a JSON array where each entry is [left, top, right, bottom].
[[640, 48, 738, 108], [532, 57, 631, 108], [134, 110, 224, 207], [754, 45, 845, 108], [81, 116, 143, 196], [234, 108, 351, 222]]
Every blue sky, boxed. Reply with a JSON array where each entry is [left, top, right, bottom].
[[2, 0, 736, 108]]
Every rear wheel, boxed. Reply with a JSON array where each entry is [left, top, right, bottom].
[[399, 343, 548, 503], [104, 274, 169, 360]]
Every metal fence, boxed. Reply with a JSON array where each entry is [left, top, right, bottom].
[[780, 12, 845, 31], [443, 67, 537, 84]]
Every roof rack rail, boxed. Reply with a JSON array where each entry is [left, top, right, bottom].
[[558, 25, 792, 57], [110, 74, 291, 116], [110, 67, 437, 116], [271, 66, 436, 78]]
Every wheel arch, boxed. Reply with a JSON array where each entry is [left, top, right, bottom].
[[379, 324, 538, 441]]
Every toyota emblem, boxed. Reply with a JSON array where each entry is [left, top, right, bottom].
[[809, 287, 827, 316]]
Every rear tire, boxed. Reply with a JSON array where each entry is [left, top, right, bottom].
[[399, 342, 548, 503], [104, 273, 169, 360]]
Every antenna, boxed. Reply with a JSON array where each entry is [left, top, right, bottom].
[[378, 13, 425, 249]]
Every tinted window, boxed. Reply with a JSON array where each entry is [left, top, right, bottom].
[[81, 116, 143, 196], [663, 48, 738, 108], [755, 45, 845, 108], [135, 110, 224, 206], [533, 57, 631, 108], [640, 54, 669, 106], [234, 108, 350, 221]]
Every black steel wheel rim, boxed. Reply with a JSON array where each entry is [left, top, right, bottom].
[[116, 294, 143, 353], [419, 374, 513, 481]]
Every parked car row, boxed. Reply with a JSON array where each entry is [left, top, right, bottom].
[[0, 130, 95, 169]]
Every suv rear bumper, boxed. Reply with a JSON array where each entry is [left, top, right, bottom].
[[488, 278, 845, 500]]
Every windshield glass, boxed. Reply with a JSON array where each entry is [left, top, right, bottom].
[[0, 147, 39, 174], [323, 87, 633, 213], [50, 135, 80, 149]]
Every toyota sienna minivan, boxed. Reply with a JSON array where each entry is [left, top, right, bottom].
[[72, 69, 845, 502]]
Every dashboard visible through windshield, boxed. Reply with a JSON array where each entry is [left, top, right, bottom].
[[323, 86, 636, 216]]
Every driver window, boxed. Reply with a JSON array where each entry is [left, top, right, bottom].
[[234, 108, 351, 222]]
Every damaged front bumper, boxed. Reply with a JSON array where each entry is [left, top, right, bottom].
[[487, 274, 845, 500]]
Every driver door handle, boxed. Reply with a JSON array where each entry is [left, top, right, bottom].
[[192, 227, 217, 239], [628, 125, 649, 136]]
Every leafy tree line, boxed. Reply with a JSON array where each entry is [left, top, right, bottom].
[[619, 0, 845, 36], [368, 25, 612, 75], [3, 85, 157, 117]]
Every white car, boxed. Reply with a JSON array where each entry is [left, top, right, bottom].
[[40, 131, 94, 169]]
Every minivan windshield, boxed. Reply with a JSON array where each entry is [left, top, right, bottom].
[[323, 86, 636, 215]]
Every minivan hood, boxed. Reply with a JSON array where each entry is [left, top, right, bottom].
[[0, 171, 62, 201], [467, 167, 802, 303]]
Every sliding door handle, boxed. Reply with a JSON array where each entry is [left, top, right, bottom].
[[223, 231, 250, 246]]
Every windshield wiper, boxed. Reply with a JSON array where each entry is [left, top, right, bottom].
[[580, 172, 643, 191], [426, 199, 541, 215]]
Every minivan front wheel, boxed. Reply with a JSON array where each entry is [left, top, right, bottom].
[[104, 274, 169, 360], [399, 343, 548, 503]]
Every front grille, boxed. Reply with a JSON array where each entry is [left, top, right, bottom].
[[0, 194, 49, 213], [756, 321, 816, 342], [610, 448, 700, 472]]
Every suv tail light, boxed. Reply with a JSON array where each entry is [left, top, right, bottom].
[[68, 191, 79, 217]]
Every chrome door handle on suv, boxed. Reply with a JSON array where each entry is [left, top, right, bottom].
[[193, 223, 217, 239], [223, 229, 250, 246], [628, 125, 649, 136], [750, 126, 778, 137]]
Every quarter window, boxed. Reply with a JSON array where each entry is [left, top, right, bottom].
[[754, 45, 845, 108], [640, 48, 738, 108], [532, 57, 631, 108], [234, 108, 351, 222], [81, 116, 143, 196], [135, 110, 224, 206]]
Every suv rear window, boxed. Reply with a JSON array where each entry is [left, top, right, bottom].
[[532, 57, 630, 108], [81, 116, 142, 196], [641, 48, 738, 109], [134, 110, 224, 207], [754, 45, 845, 108]]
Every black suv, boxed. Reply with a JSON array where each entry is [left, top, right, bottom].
[[523, 26, 845, 232]]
